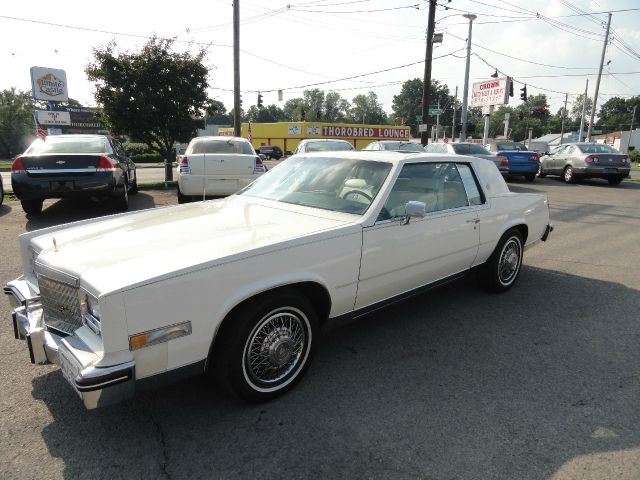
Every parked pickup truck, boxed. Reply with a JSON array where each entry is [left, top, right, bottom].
[[485, 142, 540, 182], [5, 151, 552, 409]]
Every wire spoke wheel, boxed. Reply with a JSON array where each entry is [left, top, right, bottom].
[[498, 237, 522, 286], [242, 307, 311, 391]]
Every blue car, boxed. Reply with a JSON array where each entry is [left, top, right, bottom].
[[487, 142, 540, 182]]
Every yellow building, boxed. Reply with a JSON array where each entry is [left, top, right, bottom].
[[219, 122, 411, 152]]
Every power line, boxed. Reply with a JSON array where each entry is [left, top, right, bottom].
[[445, 31, 597, 70], [293, 3, 421, 14], [257, 48, 466, 93]]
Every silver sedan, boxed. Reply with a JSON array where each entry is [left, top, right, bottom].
[[538, 143, 631, 185]]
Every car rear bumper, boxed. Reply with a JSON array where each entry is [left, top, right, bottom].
[[572, 166, 630, 178], [507, 163, 539, 175], [11, 171, 119, 200], [4, 278, 135, 410]]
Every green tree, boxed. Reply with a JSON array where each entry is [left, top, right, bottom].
[[597, 96, 640, 133], [303, 89, 325, 122], [349, 91, 388, 125], [323, 92, 350, 123], [392, 78, 453, 136], [0, 88, 35, 158], [205, 100, 231, 125], [283, 98, 304, 121], [86, 37, 213, 180], [570, 93, 592, 123], [246, 104, 286, 123]]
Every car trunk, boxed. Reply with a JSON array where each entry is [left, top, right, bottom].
[[501, 151, 534, 165], [187, 153, 256, 177], [19, 154, 105, 176], [587, 154, 627, 167]]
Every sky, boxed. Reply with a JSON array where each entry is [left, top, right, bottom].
[[1, 0, 639, 120]]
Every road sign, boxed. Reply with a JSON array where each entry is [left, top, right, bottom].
[[418, 124, 428, 132], [592, 129, 603, 134], [415, 115, 422, 122], [428, 109, 444, 115], [36, 110, 71, 126], [30, 67, 68, 102], [471, 76, 509, 108]]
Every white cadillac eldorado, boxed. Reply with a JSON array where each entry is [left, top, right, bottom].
[[5, 151, 552, 409]]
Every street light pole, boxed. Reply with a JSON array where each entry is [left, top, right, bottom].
[[420, 0, 437, 146], [459, 13, 477, 142]]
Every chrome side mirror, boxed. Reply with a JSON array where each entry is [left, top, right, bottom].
[[401, 201, 427, 225]]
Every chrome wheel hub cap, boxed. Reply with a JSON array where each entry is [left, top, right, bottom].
[[245, 311, 306, 385], [499, 239, 521, 284]]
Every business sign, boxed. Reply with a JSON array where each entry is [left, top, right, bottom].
[[36, 110, 71, 126], [288, 125, 301, 135], [471, 77, 509, 108], [30, 67, 69, 102], [321, 125, 410, 139]]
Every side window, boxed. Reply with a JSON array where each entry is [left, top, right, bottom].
[[564, 146, 574, 155], [456, 164, 484, 206], [240, 141, 255, 155], [379, 163, 469, 221], [452, 144, 469, 155]]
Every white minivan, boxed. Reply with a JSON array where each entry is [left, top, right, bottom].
[[176, 136, 267, 203]]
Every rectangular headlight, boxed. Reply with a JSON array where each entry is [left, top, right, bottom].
[[80, 291, 101, 336]]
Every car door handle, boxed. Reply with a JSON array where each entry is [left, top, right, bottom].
[[466, 218, 480, 224]]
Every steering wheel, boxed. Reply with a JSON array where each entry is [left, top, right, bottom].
[[343, 190, 373, 203]]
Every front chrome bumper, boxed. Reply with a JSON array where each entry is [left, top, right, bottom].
[[4, 279, 135, 410]]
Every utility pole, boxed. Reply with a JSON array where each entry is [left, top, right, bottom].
[[626, 105, 636, 153], [503, 112, 510, 139], [559, 93, 568, 145], [420, 0, 437, 146], [578, 79, 589, 142], [460, 14, 477, 142], [451, 86, 458, 141], [233, 0, 241, 137], [587, 12, 612, 142], [435, 99, 440, 142]]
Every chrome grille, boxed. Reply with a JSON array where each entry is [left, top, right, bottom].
[[38, 275, 82, 334]]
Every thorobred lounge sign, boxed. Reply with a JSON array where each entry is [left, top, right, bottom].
[[321, 125, 410, 139]]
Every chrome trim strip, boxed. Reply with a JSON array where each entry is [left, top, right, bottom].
[[76, 375, 131, 392], [34, 262, 80, 287], [25, 168, 102, 174]]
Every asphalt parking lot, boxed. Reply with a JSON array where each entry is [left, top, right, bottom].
[[1, 177, 640, 480]]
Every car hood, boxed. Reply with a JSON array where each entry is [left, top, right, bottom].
[[31, 196, 358, 295]]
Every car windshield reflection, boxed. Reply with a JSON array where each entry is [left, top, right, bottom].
[[238, 156, 392, 215]]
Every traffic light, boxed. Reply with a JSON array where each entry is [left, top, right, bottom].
[[300, 108, 306, 121], [257, 92, 263, 108], [509, 78, 514, 97], [520, 84, 527, 102]]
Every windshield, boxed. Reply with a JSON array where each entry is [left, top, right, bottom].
[[238, 156, 392, 215], [304, 141, 354, 152], [26, 137, 107, 154], [497, 144, 528, 151], [577, 144, 620, 154], [380, 141, 423, 152]]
